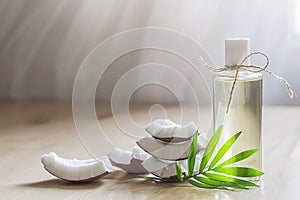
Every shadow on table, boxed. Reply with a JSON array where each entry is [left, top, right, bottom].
[[103, 171, 218, 198], [17, 172, 227, 199], [19, 178, 104, 190]]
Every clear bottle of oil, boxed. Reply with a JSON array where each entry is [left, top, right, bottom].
[[213, 38, 262, 181]]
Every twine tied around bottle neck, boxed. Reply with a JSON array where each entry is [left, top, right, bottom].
[[199, 52, 294, 114]]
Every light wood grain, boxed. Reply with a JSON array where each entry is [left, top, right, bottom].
[[0, 102, 300, 199]]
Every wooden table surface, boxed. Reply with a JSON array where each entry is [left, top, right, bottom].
[[0, 101, 300, 200]]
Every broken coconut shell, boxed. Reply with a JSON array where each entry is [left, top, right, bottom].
[[107, 146, 150, 173], [41, 152, 114, 182], [142, 155, 203, 179], [136, 136, 203, 161], [145, 119, 197, 143]]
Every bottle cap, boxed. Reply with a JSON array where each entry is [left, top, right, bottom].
[[225, 38, 250, 66]]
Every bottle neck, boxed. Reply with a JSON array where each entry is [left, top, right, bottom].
[[214, 70, 262, 81]]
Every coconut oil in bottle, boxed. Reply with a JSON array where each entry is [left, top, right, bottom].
[[213, 38, 262, 181]]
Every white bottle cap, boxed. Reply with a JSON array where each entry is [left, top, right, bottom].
[[225, 38, 250, 66]]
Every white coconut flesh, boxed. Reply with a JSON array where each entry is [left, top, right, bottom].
[[142, 156, 172, 172], [141, 156, 177, 179], [151, 163, 178, 179], [143, 155, 203, 179], [41, 152, 114, 182], [145, 119, 197, 143], [107, 146, 150, 173], [136, 136, 202, 161]]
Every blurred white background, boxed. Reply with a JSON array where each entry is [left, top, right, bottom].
[[0, 0, 299, 105]]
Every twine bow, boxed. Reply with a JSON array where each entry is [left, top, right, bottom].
[[199, 52, 294, 113]]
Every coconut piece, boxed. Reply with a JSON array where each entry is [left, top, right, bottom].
[[142, 156, 172, 172], [136, 136, 202, 161], [145, 119, 197, 143], [151, 162, 179, 179], [197, 132, 209, 148], [108, 148, 132, 165], [145, 156, 203, 179], [141, 156, 178, 179], [108, 146, 150, 173], [41, 152, 114, 182], [180, 154, 203, 175], [145, 119, 176, 133], [143, 154, 203, 179]]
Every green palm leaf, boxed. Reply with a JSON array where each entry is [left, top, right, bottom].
[[188, 132, 198, 177], [175, 162, 184, 182], [213, 167, 264, 177], [194, 175, 247, 189], [203, 172, 259, 187], [215, 149, 258, 168], [188, 179, 227, 190], [209, 131, 242, 169], [199, 125, 223, 173]]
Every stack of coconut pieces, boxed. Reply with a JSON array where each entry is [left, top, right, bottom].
[[109, 119, 208, 179], [41, 119, 208, 182]]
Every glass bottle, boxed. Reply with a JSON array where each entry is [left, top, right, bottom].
[[213, 38, 262, 181]]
